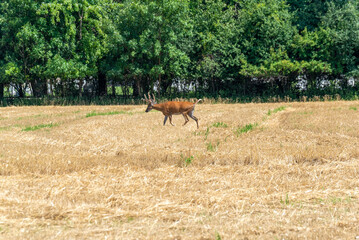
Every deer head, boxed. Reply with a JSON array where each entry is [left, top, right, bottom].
[[144, 92, 157, 112]]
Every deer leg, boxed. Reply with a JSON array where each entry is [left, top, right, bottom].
[[169, 115, 175, 126], [182, 113, 189, 126], [163, 116, 168, 126], [188, 110, 199, 129]]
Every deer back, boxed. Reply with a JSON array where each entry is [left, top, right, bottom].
[[155, 101, 194, 115]]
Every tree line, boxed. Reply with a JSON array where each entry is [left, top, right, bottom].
[[1, 0, 359, 100]]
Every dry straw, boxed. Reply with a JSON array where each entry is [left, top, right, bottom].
[[1, 101, 359, 239]]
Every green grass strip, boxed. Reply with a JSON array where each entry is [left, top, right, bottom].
[[236, 123, 258, 136], [22, 123, 58, 131], [85, 110, 132, 118], [267, 106, 286, 116], [212, 122, 228, 128]]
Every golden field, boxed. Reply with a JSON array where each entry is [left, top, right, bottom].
[[0, 101, 359, 239]]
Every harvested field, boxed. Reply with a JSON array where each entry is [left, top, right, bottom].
[[1, 101, 359, 239]]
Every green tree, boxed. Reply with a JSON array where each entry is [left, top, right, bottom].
[[190, 0, 243, 96], [319, 1, 359, 75], [236, 0, 297, 96], [0, 6, 5, 98], [287, 0, 349, 31], [0, 0, 47, 97], [37, 0, 110, 96], [107, 0, 193, 97], [289, 28, 333, 94], [238, 0, 296, 65]]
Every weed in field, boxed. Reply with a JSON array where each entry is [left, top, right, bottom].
[[212, 122, 228, 128], [235, 123, 258, 136], [215, 232, 222, 240], [314, 195, 353, 205], [193, 131, 202, 136], [198, 124, 223, 139], [204, 127, 210, 140], [185, 156, 194, 166], [22, 123, 58, 131], [349, 106, 357, 111], [206, 140, 220, 152], [345, 196, 353, 204], [315, 198, 324, 204], [329, 196, 353, 205], [330, 196, 343, 205], [206, 142, 215, 152], [180, 154, 194, 166], [280, 194, 290, 205]]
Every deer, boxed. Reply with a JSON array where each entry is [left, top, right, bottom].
[[144, 93, 202, 129]]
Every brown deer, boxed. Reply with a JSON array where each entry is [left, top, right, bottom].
[[144, 93, 202, 129]]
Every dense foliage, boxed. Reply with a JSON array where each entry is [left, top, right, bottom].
[[1, 0, 359, 100]]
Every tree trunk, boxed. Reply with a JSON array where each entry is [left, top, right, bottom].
[[112, 79, 116, 96], [0, 83, 4, 98], [17, 84, 25, 98], [132, 76, 141, 97], [161, 78, 171, 96], [97, 71, 107, 96], [276, 78, 285, 95], [79, 78, 83, 97], [158, 73, 161, 97], [158, 26, 162, 97], [31, 79, 47, 97], [211, 76, 215, 95]]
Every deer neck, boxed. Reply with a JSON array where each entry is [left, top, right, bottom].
[[152, 103, 165, 112]]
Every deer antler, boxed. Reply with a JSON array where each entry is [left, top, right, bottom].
[[148, 92, 152, 102], [144, 94, 149, 103], [152, 93, 156, 103]]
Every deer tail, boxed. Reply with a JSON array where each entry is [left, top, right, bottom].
[[194, 99, 202, 105]]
